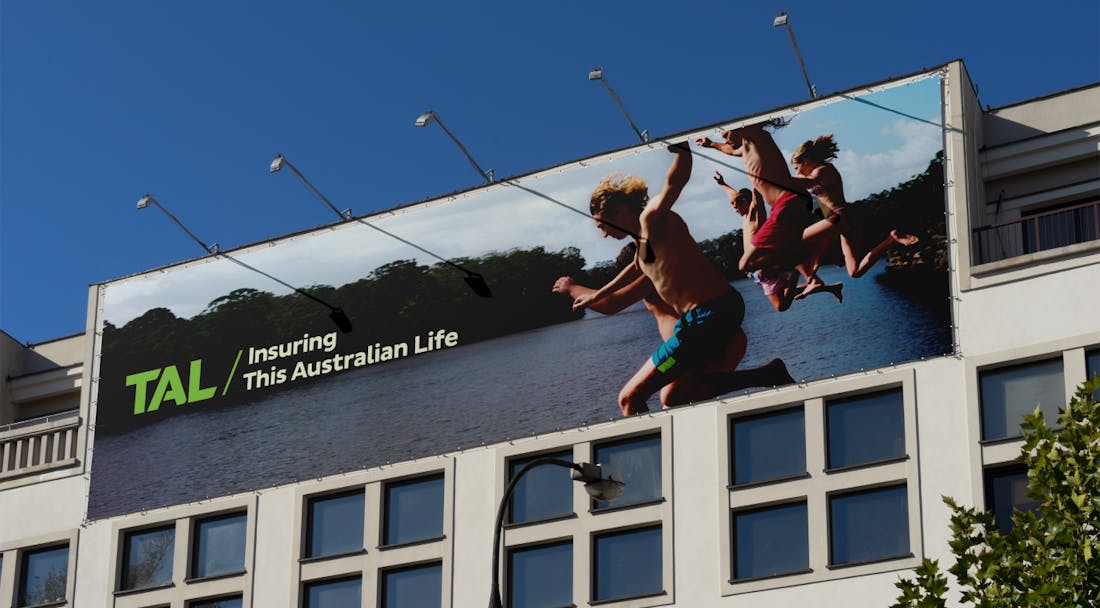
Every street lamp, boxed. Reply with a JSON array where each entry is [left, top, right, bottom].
[[269, 154, 492, 298], [488, 458, 623, 608], [587, 67, 649, 143], [414, 109, 495, 183], [773, 11, 817, 98], [136, 193, 353, 332]]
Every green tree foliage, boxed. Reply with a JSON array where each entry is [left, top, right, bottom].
[[891, 379, 1100, 608]]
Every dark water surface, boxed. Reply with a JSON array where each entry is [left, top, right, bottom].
[[88, 264, 950, 518]]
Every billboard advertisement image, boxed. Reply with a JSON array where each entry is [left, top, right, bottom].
[[89, 72, 951, 519]]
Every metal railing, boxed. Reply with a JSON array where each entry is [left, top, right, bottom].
[[972, 199, 1100, 265], [0, 409, 81, 480]]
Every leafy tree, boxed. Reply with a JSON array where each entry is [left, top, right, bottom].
[[891, 379, 1100, 608]]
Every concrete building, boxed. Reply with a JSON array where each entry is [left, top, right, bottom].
[[1, 59, 1097, 607]]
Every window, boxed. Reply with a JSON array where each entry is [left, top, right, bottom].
[[731, 408, 805, 485], [189, 596, 243, 608], [827, 389, 905, 469], [732, 502, 808, 581], [498, 421, 670, 608], [593, 526, 663, 602], [305, 576, 362, 608], [984, 464, 1040, 533], [1087, 349, 1100, 398], [383, 474, 444, 546], [191, 512, 246, 579], [306, 489, 365, 558], [121, 525, 175, 591], [508, 542, 572, 608], [18, 544, 68, 607], [829, 485, 910, 566], [508, 451, 573, 524], [980, 358, 1065, 440], [593, 434, 661, 509], [381, 562, 442, 608]]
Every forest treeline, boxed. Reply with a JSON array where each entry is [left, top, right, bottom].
[[98, 153, 945, 427]]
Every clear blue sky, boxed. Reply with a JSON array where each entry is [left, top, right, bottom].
[[2, 0, 1098, 344]]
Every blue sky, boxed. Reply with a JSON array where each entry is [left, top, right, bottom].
[[2, 1, 1098, 343]]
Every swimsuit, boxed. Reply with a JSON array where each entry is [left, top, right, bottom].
[[750, 190, 814, 251], [650, 290, 745, 374], [754, 268, 796, 297]]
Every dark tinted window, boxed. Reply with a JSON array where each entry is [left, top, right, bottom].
[[980, 359, 1064, 440], [733, 502, 808, 580], [19, 544, 68, 606], [593, 526, 662, 602], [829, 486, 909, 566], [732, 408, 805, 484], [508, 451, 573, 524], [304, 576, 361, 608], [190, 596, 243, 608], [121, 526, 175, 590], [827, 389, 905, 468], [508, 541, 572, 608], [593, 435, 661, 508], [984, 464, 1040, 532], [384, 474, 445, 545], [381, 562, 442, 608], [306, 490, 364, 558], [192, 512, 246, 578]]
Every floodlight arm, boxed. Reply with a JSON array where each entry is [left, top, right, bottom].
[[138, 195, 218, 253], [774, 12, 817, 98], [271, 154, 492, 297], [591, 69, 648, 143], [425, 112, 494, 184], [489, 457, 622, 608], [274, 156, 349, 219], [137, 193, 352, 332]]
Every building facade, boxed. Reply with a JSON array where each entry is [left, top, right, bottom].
[[1, 60, 1098, 607]]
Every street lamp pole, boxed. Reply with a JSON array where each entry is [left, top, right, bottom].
[[489, 458, 624, 608]]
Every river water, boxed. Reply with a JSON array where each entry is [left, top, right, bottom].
[[88, 264, 951, 518]]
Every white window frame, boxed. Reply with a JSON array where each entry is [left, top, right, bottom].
[[290, 457, 454, 608], [0, 530, 79, 608], [496, 415, 673, 608], [967, 335, 1100, 508], [717, 369, 922, 595], [108, 496, 255, 608]]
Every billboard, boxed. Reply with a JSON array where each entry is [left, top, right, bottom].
[[89, 71, 951, 519]]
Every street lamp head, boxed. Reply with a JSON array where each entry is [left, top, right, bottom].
[[136, 194, 155, 210], [571, 462, 625, 501], [269, 154, 286, 174], [588, 67, 604, 81], [415, 110, 436, 127], [773, 11, 789, 27]]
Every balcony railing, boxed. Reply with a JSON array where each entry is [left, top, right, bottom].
[[972, 199, 1100, 265], [0, 409, 81, 480]]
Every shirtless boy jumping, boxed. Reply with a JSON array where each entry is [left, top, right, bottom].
[[573, 143, 793, 415]]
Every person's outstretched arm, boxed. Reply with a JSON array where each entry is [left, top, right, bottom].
[[645, 142, 693, 218], [571, 262, 644, 311]]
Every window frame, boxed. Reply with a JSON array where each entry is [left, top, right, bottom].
[[717, 369, 921, 596], [0, 532, 77, 608], [496, 415, 673, 608], [968, 341, 1097, 512], [291, 457, 454, 608], [107, 497, 254, 608]]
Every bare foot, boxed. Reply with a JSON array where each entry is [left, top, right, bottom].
[[794, 278, 824, 300], [891, 230, 920, 246]]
